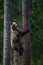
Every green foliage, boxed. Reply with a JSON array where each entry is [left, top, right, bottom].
[[0, 0, 3, 64], [30, 0, 43, 65]]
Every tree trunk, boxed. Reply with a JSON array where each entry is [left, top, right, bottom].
[[22, 0, 31, 65], [11, 0, 19, 65], [11, 0, 18, 19], [3, 0, 11, 65], [13, 50, 19, 65]]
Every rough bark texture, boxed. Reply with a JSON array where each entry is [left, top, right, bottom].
[[3, 0, 11, 65], [22, 0, 31, 65]]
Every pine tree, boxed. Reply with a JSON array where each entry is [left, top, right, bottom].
[[22, 0, 31, 65], [3, 0, 11, 65]]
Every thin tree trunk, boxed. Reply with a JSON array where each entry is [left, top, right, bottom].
[[11, 0, 18, 19], [3, 0, 11, 65], [11, 0, 19, 65], [13, 0, 18, 16], [13, 50, 19, 65], [22, 0, 31, 65]]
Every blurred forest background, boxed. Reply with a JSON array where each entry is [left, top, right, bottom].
[[0, 0, 43, 65]]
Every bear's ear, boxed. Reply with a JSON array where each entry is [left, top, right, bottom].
[[11, 22, 12, 25]]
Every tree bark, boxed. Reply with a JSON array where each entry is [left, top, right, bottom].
[[11, 0, 19, 65], [13, 50, 19, 65], [3, 0, 11, 65], [11, 0, 18, 19], [22, 0, 31, 65]]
